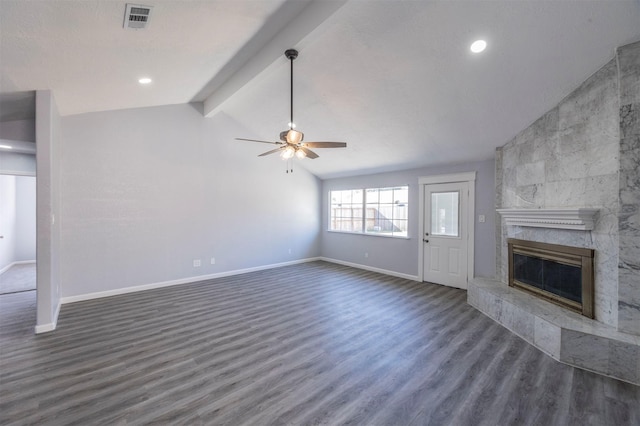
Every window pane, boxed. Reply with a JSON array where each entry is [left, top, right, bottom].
[[352, 189, 363, 204], [431, 191, 459, 236], [379, 188, 393, 204], [393, 219, 408, 237], [366, 189, 379, 204], [329, 190, 363, 233], [365, 207, 375, 219], [378, 205, 393, 219], [393, 204, 408, 220], [395, 187, 408, 204]]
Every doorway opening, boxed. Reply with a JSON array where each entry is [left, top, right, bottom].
[[0, 174, 37, 295]]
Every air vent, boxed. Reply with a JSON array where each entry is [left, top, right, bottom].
[[123, 4, 153, 30]]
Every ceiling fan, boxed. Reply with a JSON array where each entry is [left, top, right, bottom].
[[235, 49, 347, 165]]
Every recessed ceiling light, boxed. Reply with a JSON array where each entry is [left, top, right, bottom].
[[138, 77, 152, 84], [470, 40, 487, 53]]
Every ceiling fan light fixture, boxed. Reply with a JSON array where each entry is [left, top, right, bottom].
[[295, 148, 307, 159], [286, 129, 303, 145], [281, 145, 296, 159]]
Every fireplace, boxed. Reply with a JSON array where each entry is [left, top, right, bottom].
[[507, 238, 594, 318]]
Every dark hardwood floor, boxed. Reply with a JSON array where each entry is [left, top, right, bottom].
[[1, 261, 638, 425]]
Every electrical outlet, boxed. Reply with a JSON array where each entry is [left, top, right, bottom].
[[288, 248, 292, 254], [479, 214, 486, 223], [193, 259, 201, 267], [210, 257, 216, 265], [364, 252, 369, 258]]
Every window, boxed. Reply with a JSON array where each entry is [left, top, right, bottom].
[[329, 189, 363, 233], [430, 191, 459, 237], [329, 186, 408, 237]]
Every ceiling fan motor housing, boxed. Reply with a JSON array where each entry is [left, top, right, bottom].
[[280, 129, 304, 143]]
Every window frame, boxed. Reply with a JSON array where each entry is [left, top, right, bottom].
[[328, 185, 409, 239]]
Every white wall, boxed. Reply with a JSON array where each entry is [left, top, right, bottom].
[[0, 175, 17, 270], [36, 90, 62, 332], [60, 103, 321, 298], [321, 159, 496, 278], [15, 176, 36, 261], [0, 175, 36, 271]]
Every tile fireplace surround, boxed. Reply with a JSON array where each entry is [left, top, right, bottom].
[[469, 208, 639, 385], [468, 40, 640, 385]]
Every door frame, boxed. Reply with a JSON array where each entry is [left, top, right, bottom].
[[418, 172, 476, 284]]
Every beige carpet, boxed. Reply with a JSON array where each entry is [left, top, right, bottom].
[[0, 263, 36, 294]]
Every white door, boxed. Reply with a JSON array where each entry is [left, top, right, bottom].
[[423, 182, 468, 289]]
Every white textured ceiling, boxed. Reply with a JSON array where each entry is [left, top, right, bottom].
[[1, 0, 640, 179]]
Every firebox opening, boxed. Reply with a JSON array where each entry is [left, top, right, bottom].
[[508, 238, 594, 318]]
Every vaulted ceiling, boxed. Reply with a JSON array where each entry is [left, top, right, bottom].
[[2, 0, 639, 178]]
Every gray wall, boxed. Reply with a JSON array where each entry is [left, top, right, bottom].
[[0, 119, 36, 142], [321, 159, 495, 278], [0, 152, 36, 175], [60, 103, 321, 298], [0, 119, 37, 175]]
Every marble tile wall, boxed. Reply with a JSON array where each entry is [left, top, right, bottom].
[[496, 57, 620, 327], [618, 40, 640, 336]]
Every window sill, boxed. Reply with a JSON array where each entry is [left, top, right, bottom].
[[326, 230, 410, 240]]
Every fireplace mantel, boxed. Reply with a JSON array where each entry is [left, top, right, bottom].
[[497, 208, 599, 230]]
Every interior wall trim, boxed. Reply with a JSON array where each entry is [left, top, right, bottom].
[[320, 257, 420, 282], [34, 301, 60, 334], [59, 257, 322, 305], [0, 259, 36, 275]]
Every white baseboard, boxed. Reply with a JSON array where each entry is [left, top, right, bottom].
[[34, 300, 60, 334], [0, 259, 36, 275], [319, 257, 420, 282], [60, 257, 322, 305]]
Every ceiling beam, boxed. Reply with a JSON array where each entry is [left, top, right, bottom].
[[200, 0, 348, 118]]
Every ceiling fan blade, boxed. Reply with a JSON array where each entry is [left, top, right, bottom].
[[258, 147, 284, 157], [235, 138, 281, 145], [301, 142, 347, 148], [300, 146, 319, 159]]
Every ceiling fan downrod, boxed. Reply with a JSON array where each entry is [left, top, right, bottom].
[[285, 49, 298, 130]]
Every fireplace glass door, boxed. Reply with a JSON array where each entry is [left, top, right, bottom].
[[507, 238, 594, 318], [513, 253, 582, 303]]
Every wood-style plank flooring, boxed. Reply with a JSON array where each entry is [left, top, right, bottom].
[[1, 261, 638, 425]]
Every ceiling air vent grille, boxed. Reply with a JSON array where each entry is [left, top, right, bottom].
[[124, 4, 153, 30]]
